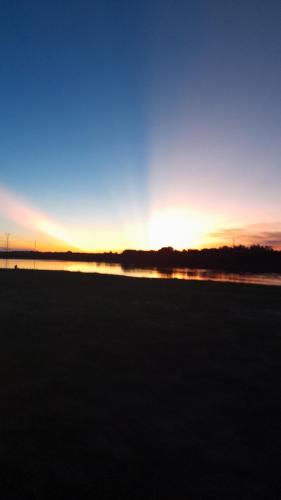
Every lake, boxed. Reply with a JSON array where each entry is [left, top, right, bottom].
[[1, 258, 281, 286]]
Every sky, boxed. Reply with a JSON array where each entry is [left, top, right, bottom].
[[0, 0, 280, 251]]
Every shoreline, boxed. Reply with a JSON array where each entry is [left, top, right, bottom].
[[0, 246, 281, 274], [0, 266, 280, 288], [1, 261, 281, 287]]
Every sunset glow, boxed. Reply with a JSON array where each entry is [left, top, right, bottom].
[[148, 209, 212, 249], [0, 4, 281, 499], [0, 186, 78, 250], [0, 1, 280, 252], [0, 183, 280, 252]]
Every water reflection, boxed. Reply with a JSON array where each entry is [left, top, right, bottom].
[[0, 259, 280, 286]]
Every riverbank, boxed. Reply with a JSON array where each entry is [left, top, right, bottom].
[[1, 244, 281, 273], [0, 269, 281, 499], [1, 258, 281, 286]]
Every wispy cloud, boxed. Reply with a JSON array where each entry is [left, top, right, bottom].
[[0, 185, 79, 249], [209, 222, 281, 249]]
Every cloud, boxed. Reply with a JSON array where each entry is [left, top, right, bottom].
[[209, 223, 281, 249], [0, 185, 79, 249]]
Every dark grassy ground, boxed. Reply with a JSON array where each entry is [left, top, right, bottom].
[[0, 269, 280, 499]]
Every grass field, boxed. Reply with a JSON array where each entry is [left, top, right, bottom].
[[0, 269, 280, 499]]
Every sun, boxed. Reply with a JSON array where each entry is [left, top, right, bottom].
[[148, 209, 209, 250]]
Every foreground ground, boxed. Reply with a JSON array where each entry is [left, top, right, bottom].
[[0, 270, 280, 499]]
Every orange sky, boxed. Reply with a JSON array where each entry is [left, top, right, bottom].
[[0, 185, 280, 252]]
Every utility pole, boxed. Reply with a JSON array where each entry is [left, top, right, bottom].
[[33, 240, 37, 270], [5, 233, 10, 269], [5, 233, 10, 252]]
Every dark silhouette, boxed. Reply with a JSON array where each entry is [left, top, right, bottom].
[[0, 245, 280, 273], [0, 270, 280, 499]]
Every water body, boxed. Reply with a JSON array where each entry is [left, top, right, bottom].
[[1, 258, 281, 286]]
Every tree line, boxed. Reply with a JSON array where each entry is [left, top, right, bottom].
[[0, 245, 280, 273]]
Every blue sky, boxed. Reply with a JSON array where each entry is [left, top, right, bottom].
[[0, 0, 280, 250]]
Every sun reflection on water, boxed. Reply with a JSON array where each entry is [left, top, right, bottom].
[[1, 259, 280, 286]]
